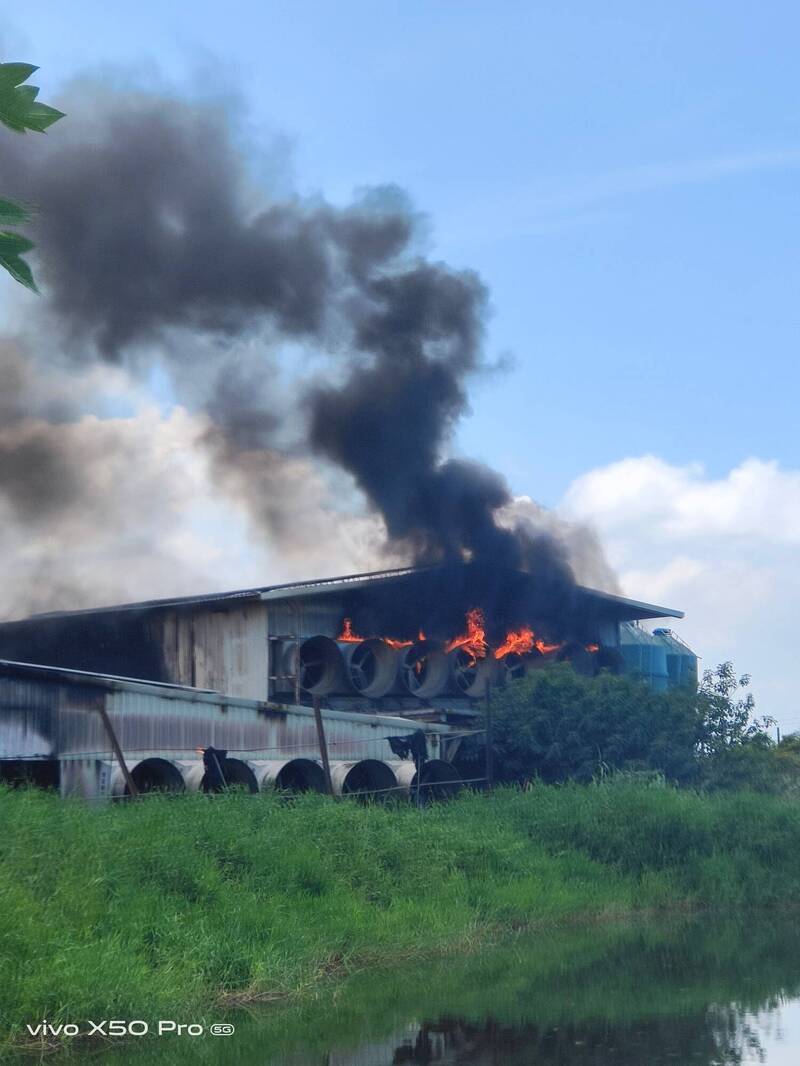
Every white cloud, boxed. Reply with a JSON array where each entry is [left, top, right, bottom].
[[561, 456, 800, 732]]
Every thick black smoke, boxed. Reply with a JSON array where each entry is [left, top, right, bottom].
[[3, 96, 413, 357], [0, 82, 586, 602], [305, 260, 575, 588], [1, 91, 417, 555]]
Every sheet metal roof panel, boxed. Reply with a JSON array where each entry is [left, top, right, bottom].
[[574, 587, 684, 621], [0, 566, 683, 625], [0, 658, 449, 733], [259, 567, 423, 601], [3, 567, 422, 623], [0, 659, 219, 696]]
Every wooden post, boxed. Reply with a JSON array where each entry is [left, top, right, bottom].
[[98, 704, 138, 797], [484, 683, 494, 790], [313, 696, 334, 796]]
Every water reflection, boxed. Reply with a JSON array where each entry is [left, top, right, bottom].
[[276, 917, 800, 1066], [35, 915, 800, 1065], [349, 1011, 767, 1065]]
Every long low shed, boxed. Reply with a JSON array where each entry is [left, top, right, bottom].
[[0, 659, 460, 800], [0, 565, 687, 708]]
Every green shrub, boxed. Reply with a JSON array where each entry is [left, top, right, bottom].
[[489, 661, 782, 789], [489, 663, 701, 784]]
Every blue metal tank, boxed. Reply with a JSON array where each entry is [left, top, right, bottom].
[[652, 628, 698, 689], [619, 623, 670, 692]]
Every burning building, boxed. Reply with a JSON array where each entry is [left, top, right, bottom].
[[0, 83, 701, 803], [0, 564, 695, 799]]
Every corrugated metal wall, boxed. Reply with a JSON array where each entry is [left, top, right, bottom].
[[160, 603, 268, 699], [0, 675, 58, 758], [1, 668, 447, 783], [266, 596, 345, 641]]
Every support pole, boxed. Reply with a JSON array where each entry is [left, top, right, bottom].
[[313, 696, 334, 796], [98, 704, 138, 797], [484, 683, 494, 790]]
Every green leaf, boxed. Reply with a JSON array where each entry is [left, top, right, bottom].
[[0, 63, 64, 133], [17, 84, 40, 103], [0, 96, 26, 132], [0, 198, 32, 226], [0, 231, 34, 255], [22, 101, 64, 132], [0, 62, 59, 293], [0, 230, 38, 292], [0, 63, 38, 91]]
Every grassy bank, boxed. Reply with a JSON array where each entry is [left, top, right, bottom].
[[2, 781, 800, 1050]]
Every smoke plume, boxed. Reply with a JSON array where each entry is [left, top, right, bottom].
[[0, 78, 614, 613]]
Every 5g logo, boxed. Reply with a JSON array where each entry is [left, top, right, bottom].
[[210, 1023, 235, 1036]]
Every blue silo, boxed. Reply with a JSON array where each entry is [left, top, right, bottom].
[[619, 623, 670, 692], [652, 628, 699, 689]]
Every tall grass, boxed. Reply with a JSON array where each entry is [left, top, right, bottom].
[[2, 780, 800, 1047]]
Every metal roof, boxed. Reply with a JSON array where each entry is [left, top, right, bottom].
[[574, 587, 683, 621], [6, 566, 422, 622], [0, 658, 218, 694], [0, 658, 453, 732], [1, 565, 683, 625]]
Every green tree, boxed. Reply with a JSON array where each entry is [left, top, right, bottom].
[[0, 62, 64, 291], [489, 663, 702, 785], [690, 663, 794, 791], [488, 659, 776, 789], [696, 661, 772, 755]]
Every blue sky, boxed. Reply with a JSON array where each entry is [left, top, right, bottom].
[[7, 1, 800, 502], [4, 3, 800, 724]]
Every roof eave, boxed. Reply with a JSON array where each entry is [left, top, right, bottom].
[[575, 587, 684, 621]]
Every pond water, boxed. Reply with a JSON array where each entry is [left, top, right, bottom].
[[20, 914, 800, 1064]]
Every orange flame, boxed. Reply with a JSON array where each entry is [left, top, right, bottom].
[[337, 618, 425, 649], [495, 627, 564, 659], [340, 613, 572, 663], [445, 608, 488, 662], [494, 627, 535, 659], [535, 637, 565, 655], [338, 618, 364, 643], [586, 643, 600, 653]]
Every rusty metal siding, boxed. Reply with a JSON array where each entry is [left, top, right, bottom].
[[160, 604, 268, 700]]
